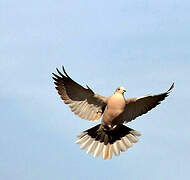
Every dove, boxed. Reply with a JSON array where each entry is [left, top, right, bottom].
[[52, 66, 174, 160]]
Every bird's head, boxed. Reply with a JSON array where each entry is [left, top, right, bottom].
[[115, 86, 126, 94]]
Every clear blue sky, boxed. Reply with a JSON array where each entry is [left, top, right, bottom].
[[1, 0, 190, 179]]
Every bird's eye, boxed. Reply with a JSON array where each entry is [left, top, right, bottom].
[[118, 88, 120, 90]]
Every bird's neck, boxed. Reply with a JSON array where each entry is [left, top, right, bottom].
[[114, 92, 124, 97]]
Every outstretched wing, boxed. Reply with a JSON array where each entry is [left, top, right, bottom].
[[52, 66, 107, 121], [123, 83, 174, 123]]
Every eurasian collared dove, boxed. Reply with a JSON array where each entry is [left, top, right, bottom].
[[52, 66, 174, 160]]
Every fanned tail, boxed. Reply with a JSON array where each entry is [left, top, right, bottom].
[[76, 124, 141, 160]]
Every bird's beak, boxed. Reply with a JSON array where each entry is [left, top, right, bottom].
[[123, 88, 126, 93]]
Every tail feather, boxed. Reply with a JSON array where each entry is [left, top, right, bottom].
[[94, 142, 104, 157], [76, 124, 141, 160]]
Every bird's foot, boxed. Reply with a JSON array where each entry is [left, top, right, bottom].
[[108, 125, 117, 130]]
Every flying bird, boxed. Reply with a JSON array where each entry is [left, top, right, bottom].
[[52, 66, 174, 160]]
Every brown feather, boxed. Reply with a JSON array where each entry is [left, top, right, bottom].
[[123, 83, 174, 123], [52, 67, 107, 121]]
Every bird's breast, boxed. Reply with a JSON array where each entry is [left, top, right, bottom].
[[107, 94, 126, 110], [102, 94, 126, 125]]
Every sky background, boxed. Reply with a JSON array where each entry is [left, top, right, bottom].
[[1, 0, 190, 179]]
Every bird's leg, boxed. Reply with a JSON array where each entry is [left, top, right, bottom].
[[102, 123, 118, 131]]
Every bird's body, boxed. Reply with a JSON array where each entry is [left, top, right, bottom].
[[52, 66, 174, 160], [102, 91, 126, 126]]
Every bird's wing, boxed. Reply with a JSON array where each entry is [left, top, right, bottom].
[[52, 66, 107, 121], [122, 83, 174, 123]]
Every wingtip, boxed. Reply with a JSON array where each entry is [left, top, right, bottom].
[[167, 82, 174, 92], [62, 65, 70, 78], [52, 72, 59, 79], [62, 65, 65, 72], [56, 68, 63, 77], [52, 72, 55, 77]]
